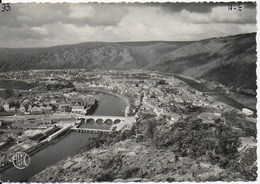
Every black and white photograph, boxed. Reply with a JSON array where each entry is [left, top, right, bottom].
[[0, 1, 257, 182]]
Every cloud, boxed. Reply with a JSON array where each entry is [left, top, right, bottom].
[[112, 6, 256, 41], [68, 5, 95, 19], [155, 2, 216, 13], [0, 2, 256, 48], [176, 5, 256, 24], [30, 27, 49, 35], [0, 3, 129, 28]]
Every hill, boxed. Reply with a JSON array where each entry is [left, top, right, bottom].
[[152, 33, 256, 94], [0, 41, 191, 71], [0, 33, 256, 93]]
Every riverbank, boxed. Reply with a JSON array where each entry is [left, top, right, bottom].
[[76, 86, 130, 116], [86, 99, 98, 115], [173, 75, 255, 112], [23, 70, 257, 182], [151, 71, 256, 111], [30, 138, 252, 182], [228, 92, 256, 111], [0, 128, 71, 173], [0, 88, 128, 182], [0, 131, 99, 182]]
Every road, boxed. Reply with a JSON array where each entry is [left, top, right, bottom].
[[0, 113, 85, 122]]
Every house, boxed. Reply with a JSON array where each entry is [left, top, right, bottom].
[[27, 104, 32, 112], [198, 112, 222, 124], [192, 101, 203, 106], [40, 105, 52, 114], [50, 99, 57, 104], [31, 106, 42, 115], [71, 106, 86, 115], [3, 103, 9, 111], [9, 107, 16, 113], [46, 105, 53, 111], [19, 105, 26, 113]]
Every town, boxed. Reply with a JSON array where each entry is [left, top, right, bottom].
[[0, 69, 257, 181]]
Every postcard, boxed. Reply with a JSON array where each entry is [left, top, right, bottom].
[[0, 1, 257, 182]]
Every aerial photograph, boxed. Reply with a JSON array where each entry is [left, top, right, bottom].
[[0, 2, 257, 182]]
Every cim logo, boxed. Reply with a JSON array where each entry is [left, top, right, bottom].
[[12, 152, 30, 169]]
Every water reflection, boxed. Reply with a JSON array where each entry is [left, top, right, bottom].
[[0, 90, 127, 182]]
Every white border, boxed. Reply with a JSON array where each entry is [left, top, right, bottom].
[[0, 1, 258, 184], [1, 0, 257, 3]]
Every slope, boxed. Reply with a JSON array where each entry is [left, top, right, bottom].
[[152, 33, 256, 93]]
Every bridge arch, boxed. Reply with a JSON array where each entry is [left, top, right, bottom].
[[76, 116, 126, 125], [80, 118, 86, 123], [104, 119, 113, 125], [96, 118, 104, 125], [114, 119, 121, 124], [87, 118, 95, 124]]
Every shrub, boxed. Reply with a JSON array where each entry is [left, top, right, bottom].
[[155, 117, 240, 168], [94, 170, 115, 182], [121, 167, 140, 179]]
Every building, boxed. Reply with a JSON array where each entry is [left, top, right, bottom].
[[19, 105, 26, 113], [3, 103, 9, 111], [198, 112, 222, 124], [242, 108, 254, 116], [9, 107, 16, 113], [31, 106, 42, 115], [50, 99, 57, 104], [71, 106, 87, 115]]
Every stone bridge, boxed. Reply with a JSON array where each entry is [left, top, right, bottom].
[[75, 115, 126, 125]]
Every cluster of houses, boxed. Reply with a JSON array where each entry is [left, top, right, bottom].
[[71, 106, 87, 115], [0, 91, 97, 116], [3, 103, 54, 115], [2, 102, 92, 116]]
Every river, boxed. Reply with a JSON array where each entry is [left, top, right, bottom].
[[174, 75, 256, 112], [0, 90, 126, 182]]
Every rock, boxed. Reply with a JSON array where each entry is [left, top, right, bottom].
[[78, 178, 83, 182], [242, 108, 254, 116], [125, 177, 142, 182], [113, 178, 124, 182], [199, 162, 211, 169], [185, 171, 194, 180], [190, 164, 198, 170], [71, 177, 77, 182], [168, 155, 176, 164], [62, 161, 75, 170]]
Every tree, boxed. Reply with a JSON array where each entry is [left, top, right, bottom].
[[145, 121, 157, 147], [154, 118, 240, 168], [0, 105, 5, 112], [1, 89, 14, 99]]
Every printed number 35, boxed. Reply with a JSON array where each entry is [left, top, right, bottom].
[[2, 3, 11, 12]]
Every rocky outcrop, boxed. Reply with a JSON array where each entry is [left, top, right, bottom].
[[30, 139, 234, 182]]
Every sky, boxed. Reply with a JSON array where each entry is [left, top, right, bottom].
[[0, 2, 256, 48]]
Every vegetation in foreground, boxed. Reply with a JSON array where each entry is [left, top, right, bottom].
[[30, 110, 257, 182]]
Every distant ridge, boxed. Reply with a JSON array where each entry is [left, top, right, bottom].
[[0, 33, 256, 93]]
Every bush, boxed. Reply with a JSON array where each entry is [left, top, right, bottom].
[[100, 156, 123, 170], [94, 170, 115, 182], [121, 167, 140, 179], [0, 105, 5, 112], [234, 146, 257, 181], [79, 130, 137, 153], [155, 117, 240, 168]]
